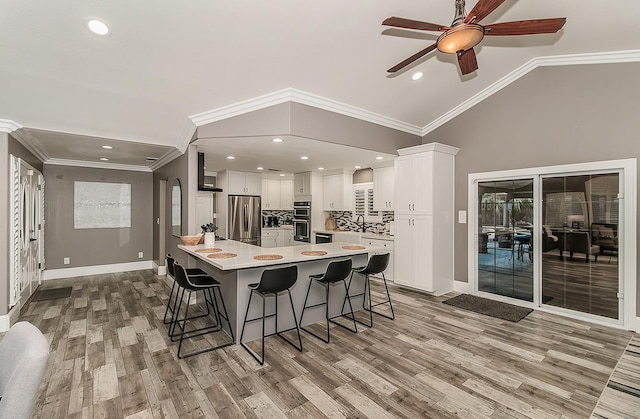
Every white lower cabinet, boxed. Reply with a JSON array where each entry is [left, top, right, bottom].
[[361, 238, 394, 281], [395, 214, 444, 293], [261, 230, 279, 248]]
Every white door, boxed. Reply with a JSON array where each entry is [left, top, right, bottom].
[[13, 158, 44, 306]]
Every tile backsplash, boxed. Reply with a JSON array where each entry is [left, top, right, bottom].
[[261, 210, 294, 226], [329, 211, 394, 234]]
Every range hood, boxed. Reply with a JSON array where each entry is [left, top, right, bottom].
[[198, 152, 223, 192]]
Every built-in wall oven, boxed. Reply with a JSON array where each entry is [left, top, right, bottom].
[[293, 201, 311, 243]]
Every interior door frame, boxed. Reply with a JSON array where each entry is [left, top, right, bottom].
[[468, 158, 636, 330]]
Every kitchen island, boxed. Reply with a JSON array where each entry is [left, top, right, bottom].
[[178, 240, 381, 343]]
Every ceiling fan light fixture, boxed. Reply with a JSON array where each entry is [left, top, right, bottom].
[[436, 23, 484, 54]]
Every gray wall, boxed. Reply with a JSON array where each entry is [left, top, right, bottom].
[[422, 62, 640, 314], [44, 165, 153, 269], [153, 150, 190, 267]]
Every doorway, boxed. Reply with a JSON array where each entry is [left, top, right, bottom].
[[469, 159, 636, 329], [9, 156, 45, 308]]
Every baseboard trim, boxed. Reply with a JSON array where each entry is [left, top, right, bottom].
[[453, 280, 471, 293], [636, 316, 640, 333], [0, 305, 21, 332], [43, 261, 155, 280], [153, 262, 167, 276]]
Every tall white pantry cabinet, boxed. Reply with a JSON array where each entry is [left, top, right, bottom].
[[394, 143, 459, 295]]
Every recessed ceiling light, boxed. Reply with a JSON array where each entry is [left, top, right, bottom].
[[100, 157, 109, 161], [354, 165, 361, 169], [226, 156, 235, 160], [257, 166, 264, 170], [301, 156, 309, 160], [272, 138, 283, 143], [101, 145, 113, 149], [279, 173, 285, 177], [318, 167, 324, 170], [376, 156, 384, 160], [87, 19, 109, 36], [412, 71, 423, 81]]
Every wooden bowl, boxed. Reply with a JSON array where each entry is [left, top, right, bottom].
[[180, 235, 203, 246]]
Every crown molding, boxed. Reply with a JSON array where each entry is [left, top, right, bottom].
[[422, 49, 640, 136], [45, 158, 152, 172], [149, 147, 183, 171], [10, 127, 50, 162], [175, 119, 197, 153], [189, 88, 423, 136], [0, 119, 23, 133]]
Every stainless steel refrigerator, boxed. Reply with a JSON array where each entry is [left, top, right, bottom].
[[228, 195, 261, 246]]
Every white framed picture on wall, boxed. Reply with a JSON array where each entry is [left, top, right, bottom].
[[74, 181, 132, 229]]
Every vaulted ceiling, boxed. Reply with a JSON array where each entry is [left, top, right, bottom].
[[1, 0, 640, 170]]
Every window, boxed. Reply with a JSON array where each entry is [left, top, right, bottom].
[[353, 183, 381, 222]]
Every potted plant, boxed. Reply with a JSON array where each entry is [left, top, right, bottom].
[[201, 223, 218, 247]]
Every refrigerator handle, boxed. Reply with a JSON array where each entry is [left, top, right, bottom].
[[244, 204, 248, 232]]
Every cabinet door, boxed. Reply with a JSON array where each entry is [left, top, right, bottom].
[[280, 180, 294, 210], [323, 174, 341, 210], [393, 215, 414, 286], [412, 216, 434, 291], [276, 229, 287, 247], [412, 153, 433, 214], [227, 171, 246, 195], [373, 166, 394, 211], [395, 158, 415, 214], [263, 179, 281, 209], [245, 173, 262, 195], [294, 172, 311, 196]]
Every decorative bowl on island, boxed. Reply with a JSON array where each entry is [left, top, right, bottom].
[[180, 235, 203, 246]]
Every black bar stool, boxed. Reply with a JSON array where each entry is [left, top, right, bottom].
[[343, 253, 395, 328], [300, 259, 357, 343], [169, 261, 234, 358], [240, 265, 303, 365], [164, 254, 208, 325]]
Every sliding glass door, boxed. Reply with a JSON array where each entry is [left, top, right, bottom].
[[477, 179, 534, 302], [541, 173, 620, 319]]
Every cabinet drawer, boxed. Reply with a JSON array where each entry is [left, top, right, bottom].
[[261, 230, 279, 238], [362, 238, 394, 251]]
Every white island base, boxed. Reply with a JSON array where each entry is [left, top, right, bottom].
[[179, 241, 377, 343]]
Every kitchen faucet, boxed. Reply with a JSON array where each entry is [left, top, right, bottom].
[[356, 214, 365, 232]]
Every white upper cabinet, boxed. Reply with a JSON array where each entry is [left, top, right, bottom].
[[280, 179, 294, 210], [228, 171, 262, 195], [262, 178, 294, 210], [323, 172, 352, 211], [373, 166, 394, 211], [294, 172, 312, 196], [262, 179, 281, 209], [395, 153, 434, 214]]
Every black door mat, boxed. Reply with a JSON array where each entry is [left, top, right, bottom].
[[31, 287, 73, 302], [443, 294, 533, 322]]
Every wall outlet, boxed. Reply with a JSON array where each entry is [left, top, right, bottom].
[[138, 252, 144, 259], [63, 257, 70, 265]]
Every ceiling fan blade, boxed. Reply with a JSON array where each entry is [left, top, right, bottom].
[[382, 16, 447, 32], [484, 18, 567, 36], [465, 0, 506, 23], [387, 43, 438, 73], [457, 48, 478, 75]]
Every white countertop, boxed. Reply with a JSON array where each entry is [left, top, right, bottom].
[[313, 229, 395, 241], [179, 240, 382, 271], [261, 225, 293, 230]]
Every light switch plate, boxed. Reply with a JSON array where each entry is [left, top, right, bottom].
[[458, 210, 467, 224], [138, 252, 144, 259]]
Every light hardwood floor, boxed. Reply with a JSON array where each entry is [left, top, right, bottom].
[[18, 269, 637, 419]]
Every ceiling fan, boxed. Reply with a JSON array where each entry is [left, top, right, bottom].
[[383, 0, 566, 75]]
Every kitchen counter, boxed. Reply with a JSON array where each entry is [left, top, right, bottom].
[[178, 240, 379, 270], [313, 229, 395, 241], [178, 240, 380, 343]]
